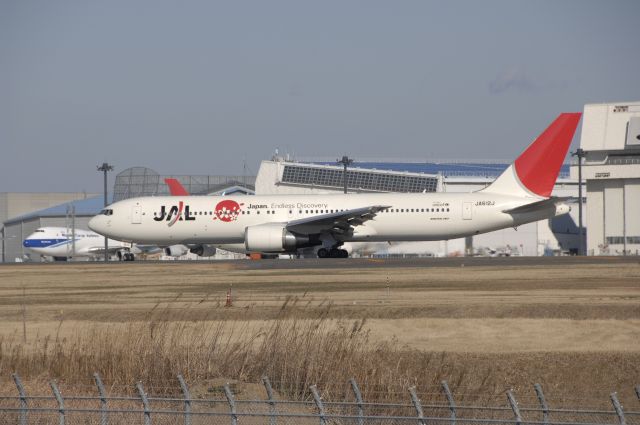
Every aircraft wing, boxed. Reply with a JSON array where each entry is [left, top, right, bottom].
[[86, 247, 125, 255], [285, 205, 390, 236], [502, 197, 571, 214]]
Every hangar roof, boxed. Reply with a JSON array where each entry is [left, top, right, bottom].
[[3, 196, 106, 226]]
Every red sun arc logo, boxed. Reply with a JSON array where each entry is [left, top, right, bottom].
[[214, 200, 243, 222]]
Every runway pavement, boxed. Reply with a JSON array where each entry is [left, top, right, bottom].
[[2, 255, 638, 270], [231, 255, 640, 270]]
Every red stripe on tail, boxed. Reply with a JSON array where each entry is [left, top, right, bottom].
[[514, 113, 582, 198], [164, 178, 190, 196]]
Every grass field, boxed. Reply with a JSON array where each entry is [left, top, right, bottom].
[[0, 261, 638, 405]]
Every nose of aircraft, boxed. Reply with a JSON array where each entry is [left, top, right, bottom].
[[88, 215, 107, 235], [22, 233, 36, 248]]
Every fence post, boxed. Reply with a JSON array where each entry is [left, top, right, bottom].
[[50, 380, 66, 425], [506, 390, 522, 425], [262, 376, 277, 425], [136, 382, 151, 425], [93, 373, 108, 425], [223, 383, 238, 425], [12, 373, 27, 425], [309, 385, 327, 425], [441, 380, 456, 425], [350, 378, 365, 425], [534, 384, 549, 425], [177, 375, 192, 425], [408, 386, 426, 425], [610, 392, 626, 425]]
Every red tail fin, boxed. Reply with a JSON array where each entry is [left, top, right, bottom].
[[164, 178, 190, 196], [513, 113, 582, 197], [483, 113, 581, 198]]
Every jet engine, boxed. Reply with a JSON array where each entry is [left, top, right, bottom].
[[164, 244, 189, 257], [244, 224, 318, 252], [189, 244, 217, 257]]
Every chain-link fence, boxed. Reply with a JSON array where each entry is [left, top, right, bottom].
[[1, 374, 638, 425]]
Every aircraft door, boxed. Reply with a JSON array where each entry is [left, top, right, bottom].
[[462, 202, 472, 220], [132, 206, 142, 224]]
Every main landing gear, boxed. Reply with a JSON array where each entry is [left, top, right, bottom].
[[317, 248, 349, 258], [117, 251, 135, 261]]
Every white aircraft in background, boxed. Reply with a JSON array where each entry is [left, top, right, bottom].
[[21, 179, 220, 262], [89, 113, 581, 258], [23, 227, 137, 261]]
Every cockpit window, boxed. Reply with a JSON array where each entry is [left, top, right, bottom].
[[100, 209, 114, 216]]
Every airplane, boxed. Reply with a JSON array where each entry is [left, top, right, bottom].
[[89, 113, 581, 259], [23, 227, 138, 261]]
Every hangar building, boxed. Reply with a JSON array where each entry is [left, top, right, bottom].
[[113, 167, 255, 201], [1, 192, 98, 262], [575, 101, 640, 255]]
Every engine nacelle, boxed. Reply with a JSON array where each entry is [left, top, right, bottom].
[[244, 224, 317, 252], [554, 203, 571, 216], [164, 244, 189, 257], [189, 244, 217, 257]]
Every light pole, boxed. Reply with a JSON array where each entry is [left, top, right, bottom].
[[97, 163, 113, 262], [336, 156, 354, 194], [571, 149, 585, 255]]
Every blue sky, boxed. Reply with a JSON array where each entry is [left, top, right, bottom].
[[2, 0, 639, 191]]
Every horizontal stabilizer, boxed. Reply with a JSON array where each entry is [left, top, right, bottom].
[[502, 197, 570, 214]]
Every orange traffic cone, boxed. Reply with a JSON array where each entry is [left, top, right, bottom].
[[225, 286, 233, 307]]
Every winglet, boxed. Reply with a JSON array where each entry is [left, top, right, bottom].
[[482, 113, 582, 198], [164, 178, 190, 196]]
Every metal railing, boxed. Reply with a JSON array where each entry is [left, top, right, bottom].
[[1, 373, 638, 425]]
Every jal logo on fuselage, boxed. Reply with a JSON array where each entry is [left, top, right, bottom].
[[153, 201, 195, 227], [214, 200, 243, 222]]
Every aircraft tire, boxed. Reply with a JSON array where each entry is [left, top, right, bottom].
[[317, 248, 329, 258]]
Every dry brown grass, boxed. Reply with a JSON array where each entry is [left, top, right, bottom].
[[0, 262, 639, 407], [0, 302, 638, 408]]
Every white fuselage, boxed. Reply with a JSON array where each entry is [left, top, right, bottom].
[[88, 192, 558, 247], [23, 227, 128, 258]]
